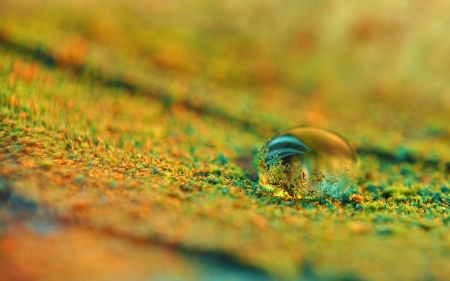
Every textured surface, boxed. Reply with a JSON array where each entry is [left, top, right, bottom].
[[1, 1, 450, 280]]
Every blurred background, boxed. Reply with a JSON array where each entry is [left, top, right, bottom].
[[2, 0, 450, 124], [2, 0, 450, 156]]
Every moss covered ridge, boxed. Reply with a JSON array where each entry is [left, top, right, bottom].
[[1, 1, 450, 280]]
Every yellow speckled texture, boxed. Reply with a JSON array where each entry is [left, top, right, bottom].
[[1, 1, 450, 280]]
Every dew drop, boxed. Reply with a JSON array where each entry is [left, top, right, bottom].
[[258, 127, 360, 197]]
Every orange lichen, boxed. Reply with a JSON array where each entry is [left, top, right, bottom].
[[9, 59, 41, 85], [349, 194, 364, 203], [251, 214, 269, 230], [54, 37, 89, 67]]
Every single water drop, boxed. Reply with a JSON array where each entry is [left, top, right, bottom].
[[258, 127, 360, 197]]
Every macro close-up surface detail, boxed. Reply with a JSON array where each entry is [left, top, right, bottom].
[[259, 127, 360, 198], [1, 1, 450, 280]]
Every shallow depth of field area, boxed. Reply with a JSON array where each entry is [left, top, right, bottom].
[[1, 1, 450, 280]]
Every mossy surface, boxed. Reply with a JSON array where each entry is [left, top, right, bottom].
[[1, 1, 450, 280]]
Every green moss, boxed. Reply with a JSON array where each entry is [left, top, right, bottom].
[[1, 2, 450, 280]]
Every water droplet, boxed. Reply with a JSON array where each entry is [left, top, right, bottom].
[[258, 127, 360, 197]]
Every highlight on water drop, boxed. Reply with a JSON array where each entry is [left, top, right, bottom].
[[257, 127, 360, 198]]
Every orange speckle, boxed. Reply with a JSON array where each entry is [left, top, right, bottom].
[[9, 59, 41, 85], [350, 194, 364, 203], [19, 111, 28, 120], [54, 37, 89, 67], [251, 214, 269, 230]]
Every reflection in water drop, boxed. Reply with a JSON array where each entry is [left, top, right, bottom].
[[258, 127, 360, 197]]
